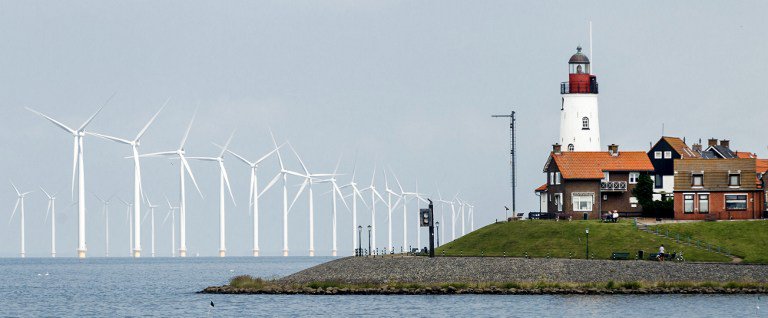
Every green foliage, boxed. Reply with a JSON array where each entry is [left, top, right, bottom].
[[229, 275, 265, 289], [307, 281, 342, 289], [632, 174, 655, 213], [620, 281, 641, 290], [605, 280, 616, 289], [657, 220, 768, 263]]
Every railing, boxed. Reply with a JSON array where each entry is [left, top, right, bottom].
[[561, 81, 599, 94], [528, 212, 558, 220], [601, 181, 627, 192]]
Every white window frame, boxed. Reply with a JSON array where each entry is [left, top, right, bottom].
[[683, 193, 694, 213], [724, 193, 748, 211], [729, 173, 741, 188], [698, 193, 709, 214], [602, 172, 610, 182], [555, 172, 561, 185], [654, 151, 662, 159], [571, 193, 594, 212], [554, 193, 563, 212], [629, 172, 640, 184], [629, 196, 639, 208], [581, 117, 590, 130], [692, 173, 703, 188], [549, 172, 554, 185], [663, 151, 672, 159]]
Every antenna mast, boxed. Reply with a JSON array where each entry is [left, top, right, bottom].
[[491, 111, 517, 217], [589, 21, 593, 73]]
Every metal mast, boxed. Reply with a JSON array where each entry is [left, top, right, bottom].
[[492, 111, 516, 215]]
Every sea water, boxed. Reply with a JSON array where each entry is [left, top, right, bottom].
[[0, 257, 764, 317]]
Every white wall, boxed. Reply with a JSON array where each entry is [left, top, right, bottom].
[[560, 94, 601, 151]]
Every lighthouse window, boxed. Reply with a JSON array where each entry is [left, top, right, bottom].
[[582, 117, 590, 130], [567, 144, 574, 151], [576, 65, 583, 74]]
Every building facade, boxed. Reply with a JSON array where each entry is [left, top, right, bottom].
[[647, 136, 699, 201]]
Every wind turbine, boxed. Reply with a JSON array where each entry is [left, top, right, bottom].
[[26, 94, 113, 258], [143, 195, 160, 257], [288, 144, 339, 256], [139, 112, 202, 257], [456, 197, 466, 236], [449, 196, 458, 241], [259, 133, 306, 256], [361, 167, 386, 252], [162, 196, 179, 257], [339, 160, 368, 255], [392, 172, 427, 251], [89, 102, 166, 257], [225, 143, 282, 257], [41, 187, 58, 257], [436, 187, 451, 247], [467, 202, 475, 231], [383, 169, 402, 253], [93, 193, 113, 257], [316, 157, 349, 256], [188, 132, 236, 257], [9, 182, 32, 258], [118, 198, 134, 256]]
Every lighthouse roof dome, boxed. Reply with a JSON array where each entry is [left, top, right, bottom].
[[568, 46, 590, 64]]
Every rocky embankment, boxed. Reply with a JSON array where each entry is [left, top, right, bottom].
[[201, 256, 768, 295]]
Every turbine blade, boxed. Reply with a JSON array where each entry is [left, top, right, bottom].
[[135, 99, 168, 141], [26, 107, 76, 134], [162, 210, 172, 224], [253, 143, 283, 165], [44, 201, 52, 224], [71, 139, 78, 199], [334, 184, 349, 211], [393, 172, 404, 193], [218, 130, 236, 158], [355, 187, 370, 209], [288, 179, 308, 213], [9, 181, 20, 196], [289, 144, 309, 175], [248, 170, 255, 208], [88, 132, 131, 145], [221, 164, 236, 205], [164, 195, 173, 209], [9, 199, 20, 224], [374, 189, 386, 207], [139, 151, 176, 157], [269, 129, 284, 170], [226, 148, 253, 166], [78, 92, 115, 131], [39, 187, 52, 199], [179, 109, 197, 149], [181, 156, 204, 199], [258, 173, 281, 198], [333, 154, 342, 175]]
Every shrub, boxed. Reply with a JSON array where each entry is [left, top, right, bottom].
[[229, 275, 265, 289]]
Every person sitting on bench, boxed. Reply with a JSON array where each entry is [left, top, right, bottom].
[[658, 244, 665, 262], [612, 211, 619, 223]]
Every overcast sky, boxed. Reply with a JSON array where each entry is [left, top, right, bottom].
[[1, 1, 766, 257]]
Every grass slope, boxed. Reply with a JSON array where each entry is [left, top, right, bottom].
[[436, 220, 731, 262], [656, 220, 768, 263]]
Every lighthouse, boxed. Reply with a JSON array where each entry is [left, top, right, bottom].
[[559, 46, 601, 152]]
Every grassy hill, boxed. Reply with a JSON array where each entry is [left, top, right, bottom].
[[436, 220, 732, 263], [655, 221, 768, 263]]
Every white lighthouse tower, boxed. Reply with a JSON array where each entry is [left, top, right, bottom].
[[559, 46, 601, 152]]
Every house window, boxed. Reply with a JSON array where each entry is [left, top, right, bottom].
[[663, 151, 672, 159], [629, 172, 640, 184], [654, 175, 663, 189], [729, 174, 741, 187], [582, 117, 590, 130], [698, 194, 709, 214], [654, 151, 662, 159], [602, 172, 610, 182], [683, 194, 694, 213], [549, 172, 554, 185], [567, 144, 574, 151], [555, 172, 561, 185], [725, 194, 747, 210], [692, 174, 703, 187], [572, 194, 593, 212], [554, 193, 563, 212], [629, 196, 638, 208]]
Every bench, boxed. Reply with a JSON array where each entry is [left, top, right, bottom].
[[611, 252, 630, 260]]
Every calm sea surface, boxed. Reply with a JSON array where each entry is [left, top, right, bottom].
[[0, 257, 764, 317]]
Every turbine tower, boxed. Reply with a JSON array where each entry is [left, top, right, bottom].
[[93, 193, 113, 257], [41, 187, 59, 258], [392, 173, 426, 251], [339, 160, 368, 255], [90, 102, 166, 257], [188, 132, 236, 257], [118, 198, 134, 256], [226, 143, 282, 257], [144, 195, 160, 257], [317, 158, 349, 257], [362, 168, 385, 252], [162, 196, 179, 257], [27, 94, 113, 258], [9, 182, 32, 258], [140, 113, 202, 257], [288, 144, 337, 257], [383, 170, 402, 253]]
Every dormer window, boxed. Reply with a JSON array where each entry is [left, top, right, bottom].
[[729, 173, 741, 187], [582, 117, 589, 130], [692, 173, 703, 187]]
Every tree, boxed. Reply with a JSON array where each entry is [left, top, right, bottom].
[[632, 174, 655, 215]]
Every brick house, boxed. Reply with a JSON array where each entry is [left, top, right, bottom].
[[647, 136, 699, 201], [673, 157, 765, 220], [541, 144, 654, 219]]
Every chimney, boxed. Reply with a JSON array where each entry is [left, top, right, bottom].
[[608, 144, 619, 156], [720, 139, 730, 149], [692, 143, 702, 152], [708, 138, 718, 147], [552, 143, 562, 155]]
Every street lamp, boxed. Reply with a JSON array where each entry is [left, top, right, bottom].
[[585, 228, 590, 259], [357, 225, 362, 256], [436, 221, 440, 247], [367, 225, 372, 256]]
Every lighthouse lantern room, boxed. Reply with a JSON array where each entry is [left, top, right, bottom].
[[559, 46, 601, 152]]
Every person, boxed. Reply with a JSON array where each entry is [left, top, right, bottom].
[[613, 211, 619, 223], [658, 244, 666, 262]]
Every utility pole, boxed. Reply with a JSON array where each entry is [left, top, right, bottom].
[[492, 111, 517, 217]]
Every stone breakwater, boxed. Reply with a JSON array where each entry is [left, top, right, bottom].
[[278, 256, 768, 284], [201, 257, 768, 295]]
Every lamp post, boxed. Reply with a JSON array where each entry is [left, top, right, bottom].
[[357, 225, 362, 256], [585, 228, 589, 259], [435, 221, 440, 247], [367, 225, 372, 256]]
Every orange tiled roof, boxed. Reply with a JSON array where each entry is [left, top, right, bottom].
[[757, 159, 768, 173], [662, 136, 699, 159], [736, 152, 758, 159], [535, 183, 547, 192], [550, 151, 654, 179]]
